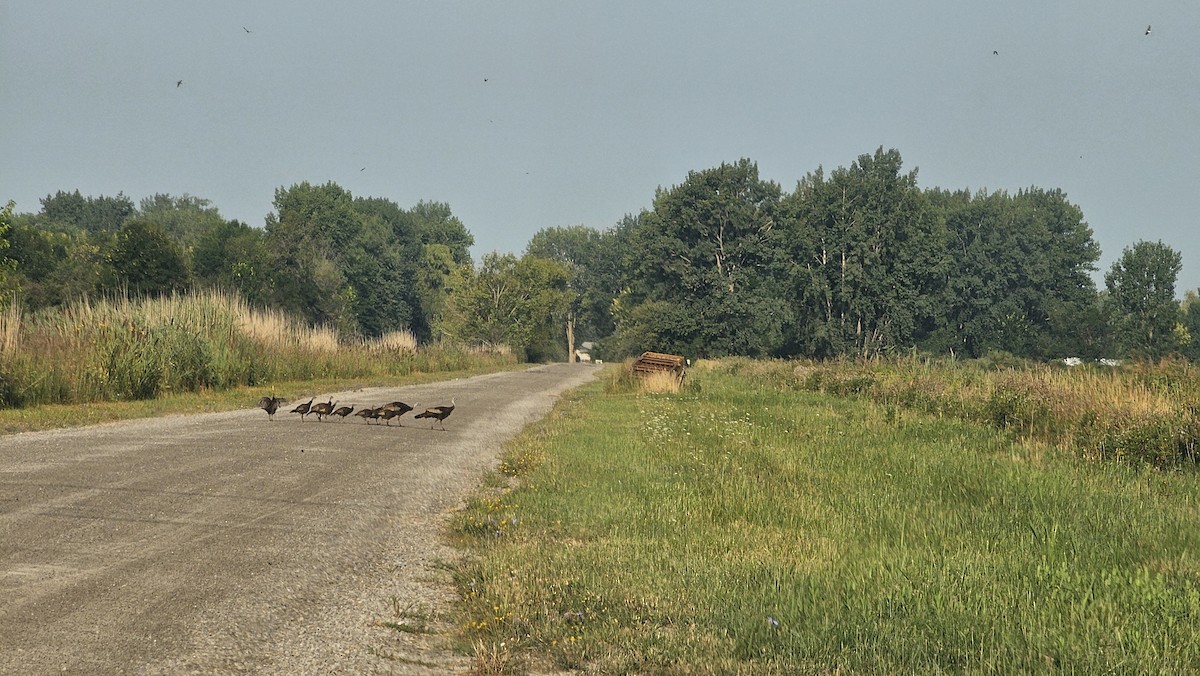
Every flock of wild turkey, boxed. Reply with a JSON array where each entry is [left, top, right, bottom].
[[256, 396, 456, 430]]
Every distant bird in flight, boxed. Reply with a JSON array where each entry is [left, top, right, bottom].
[[483, 77, 489, 82], [243, 26, 252, 34], [993, 50, 999, 55], [360, 167, 366, 171], [1145, 25, 1151, 36], [176, 79, 183, 87]]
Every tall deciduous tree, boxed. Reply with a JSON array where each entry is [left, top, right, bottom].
[[264, 182, 360, 334], [438, 253, 571, 360], [344, 197, 422, 338], [50, 237, 115, 303], [110, 218, 191, 296], [926, 187, 1103, 358], [618, 159, 789, 358], [0, 201, 17, 301], [782, 148, 946, 357], [410, 201, 474, 266], [1181, 290, 1200, 361], [527, 224, 619, 360], [264, 183, 462, 339], [1105, 240, 1183, 359], [192, 219, 270, 304], [410, 202, 474, 338], [137, 194, 225, 249], [416, 243, 457, 342], [39, 190, 135, 235]]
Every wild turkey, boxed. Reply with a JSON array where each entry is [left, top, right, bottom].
[[415, 398, 455, 430], [353, 407, 377, 423], [258, 396, 286, 421], [310, 399, 336, 422], [290, 397, 314, 421], [331, 404, 355, 421], [379, 401, 416, 426]]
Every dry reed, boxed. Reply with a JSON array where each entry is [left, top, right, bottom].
[[638, 370, 683, 394], [0, 303, 19, 361], [0, 289, 516, 409], [711, 356, 1200, 467]]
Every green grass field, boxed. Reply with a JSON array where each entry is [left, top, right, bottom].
[[453, 363, 1200, 673]]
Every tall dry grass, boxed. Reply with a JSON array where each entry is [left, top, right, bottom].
[[637, 370, 683, 394], [0, 303, 19, 361], [703, 356, 1200, 467], [363, 329, 419, 354], [601, 360, 688, 395], [0, 290, 516, 409]]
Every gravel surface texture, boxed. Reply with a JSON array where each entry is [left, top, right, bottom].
[[0, 363, 598, 674]]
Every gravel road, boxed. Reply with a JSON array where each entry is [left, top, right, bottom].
[[0, 363, 598, 674]]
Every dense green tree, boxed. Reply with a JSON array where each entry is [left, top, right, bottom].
[[781, 148, 947, 357], [268, 181, 360, 257], [263, 182, 359, 333], [1105, 240, 1183, 359], [410, 201, 474, 266], [438, 253, 571, 360], [416, 243, 457, 342], [402, 202, 476, 339], [1182, 290, 1200, 361], [1043, 293, 1113, 360], [39, 190, 135, 234], [1010, 188, 1103, 358], [192, 219, 270, 303], [526, 224, 614, 359], [5, 215, 71, 308], [348, 197, 423, 338], [48, 238, 115, 303], [925, 187, 1102, 358], [110, 218, 191, 296], [7, 215, 66, 281], [8, 212, 115, 306], [0, 201, 17, 302], [262, 184, 434, 338], [615, 159, 789, 358], [137, 194, 225, 249], [603, 296, 684, 359]]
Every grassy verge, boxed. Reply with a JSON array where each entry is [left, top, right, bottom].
[[451, 363, 1200, 673], [0, 290, 518, 409], [0, 361, 524, 435], [722, 356, 1200, 467]]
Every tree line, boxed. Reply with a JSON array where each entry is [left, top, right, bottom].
[[1, 184, 472, 343], [521, 149, 1199, 362], [2, 147, 1197, 362]]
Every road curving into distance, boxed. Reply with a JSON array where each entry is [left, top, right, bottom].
[[0, 363, 598, 674]]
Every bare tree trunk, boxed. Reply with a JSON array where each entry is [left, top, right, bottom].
[[566, 312, 576, 363]]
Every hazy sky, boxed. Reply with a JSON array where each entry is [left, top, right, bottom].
[[3, 1, 1198, 292]]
